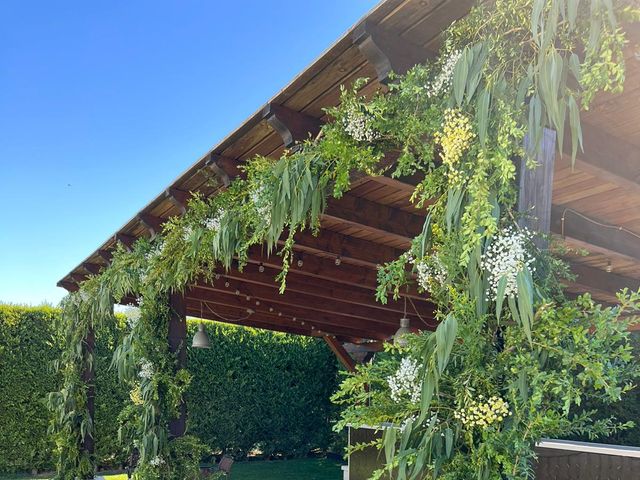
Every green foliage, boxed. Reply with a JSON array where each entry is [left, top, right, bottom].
[[0, 305, 60, 473], [0, 305, 129, 475], [94, 318, 131, 468], [186, 322, 340, 458], [0, 306, 341, 475], [50, 0, 640, 478]]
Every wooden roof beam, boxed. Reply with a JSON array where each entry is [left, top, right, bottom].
[[244, 245, 424, 298], [352, 20, 433, 83], [204, 153, 243, 186], [138, 213, 164, 238], [290, 229, 403, 268], [210, 262, 433, 316], [262, 103, 322, 148], [97, 249, 113, 264], [324, 336, 357, 372], [164, 188, 191, 214], [82, 263, 101, 276], [567, 263, 640, 299], [57, 279, 80, 292], [186, 302, 362, 342], [114, 233, 136, 251], [185, 291, 389, 340], [324, 194, 424, 241], [191, 281, 410, 330], [551, 206, 640, 262]]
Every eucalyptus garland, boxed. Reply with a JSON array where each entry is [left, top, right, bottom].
[[50, 0, 640, 478]]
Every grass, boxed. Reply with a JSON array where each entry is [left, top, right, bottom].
[[0, 457, 344, 480]]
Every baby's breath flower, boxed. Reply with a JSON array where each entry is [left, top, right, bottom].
[[250, 185, 272, 225], [424, 50, 461, 98], [482, 225, 534, 301], [204, 210, 224, 231], [415, 256, 447, 293], [138, 358, 154, 380], [124, 307, 141, 329], [182, 225, 194, 241], [149, 456, 165, 467], [387, 357, 422, 403], [342, 106, 380, 142]]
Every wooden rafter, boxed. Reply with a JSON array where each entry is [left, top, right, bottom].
[[185, 294, 386, 340], [551, 206, 640, 262], [352, 20, 433, 83], [189, 283, 408, 332], [262, 103, 322, 147], [208, 263, 432, 315], [164, 188, 190, 214], [567, 263, 640, 299], [114, 233, 136, 251], [138, 213, 164, 238]]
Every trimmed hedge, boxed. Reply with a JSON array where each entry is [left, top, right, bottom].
[[186, 321, 340, 458], [0, 305, 60, 473], [0, 305, 130, 473], [0, 305, 340, 473]]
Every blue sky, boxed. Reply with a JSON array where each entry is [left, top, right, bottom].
[[0, 0, 379, 306]]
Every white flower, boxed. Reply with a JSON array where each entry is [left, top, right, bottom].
[[250, 185, 272, 224], [400, 414, 418, 431], [415, 257, 447, 293], [342, 106, 380, 142], [405, 252, 447, 294], [387, 357, 421, 403], [145, 242, 164, 261], [481, 225, 534, 301], [204, 210, 223, 231], [182, 225, 194, 241], [124, 307, 141, 328], [424, 50, 461, 98], [149, 456, 165, 467], [138, 358, 154, 380]]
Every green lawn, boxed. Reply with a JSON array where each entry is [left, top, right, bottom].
[[0, 458, 344, 480]]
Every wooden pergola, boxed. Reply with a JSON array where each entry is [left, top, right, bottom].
[[57, 0, 640, 456]]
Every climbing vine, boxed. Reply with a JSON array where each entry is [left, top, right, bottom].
[[49, 0, 640, 478]]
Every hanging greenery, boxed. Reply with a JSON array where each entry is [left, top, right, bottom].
[[49, 0, 640, 478]]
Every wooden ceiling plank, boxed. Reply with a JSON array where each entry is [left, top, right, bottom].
[[185, 290, 389, 340], [557, 121, 640, 196], [192, 279, 419, 327], [211, 262, 431, 315], [551, 206, 640, 262], [567, 263, 640, 297]]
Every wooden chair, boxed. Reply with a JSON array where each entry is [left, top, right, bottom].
[[217, 455, 234, 477], [201, 454, 234, 478]]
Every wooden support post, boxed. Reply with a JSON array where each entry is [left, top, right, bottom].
[[324, 335, 357, 372], [81, 326, 96, 469], [168, 293, 187, 438], [519, 128, 557, 241]]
